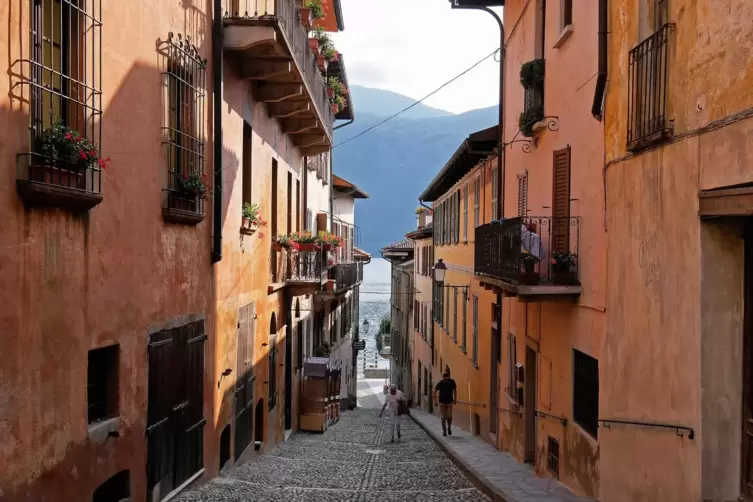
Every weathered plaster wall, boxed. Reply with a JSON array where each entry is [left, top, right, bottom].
[[605, 0, 753, 163], [0, 1, 216, 500]]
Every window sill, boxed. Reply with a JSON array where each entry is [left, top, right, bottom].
[[17, 180, 104, 212], [88, 416, 121, 444], [459, 345, 467, 354], [240, 226, 257, 236], [553, 24, 574, 49]]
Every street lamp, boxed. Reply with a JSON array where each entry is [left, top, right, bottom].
[[362, 319, 370, 334], [433, 258, 448, 284]]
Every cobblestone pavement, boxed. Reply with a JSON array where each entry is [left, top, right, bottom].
[[176, 408, 491, 502]]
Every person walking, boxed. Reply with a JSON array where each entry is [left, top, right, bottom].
[[433, 372, 457, 436], [380, 384, 405, 443]]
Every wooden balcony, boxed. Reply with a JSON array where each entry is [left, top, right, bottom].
[[224, 0, 332, 155], [474, 217, 582, 300]]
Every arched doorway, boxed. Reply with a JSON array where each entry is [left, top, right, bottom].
[[254, 398, 264, 451]]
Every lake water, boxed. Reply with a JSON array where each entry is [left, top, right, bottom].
[[357, 257, 392, 377]]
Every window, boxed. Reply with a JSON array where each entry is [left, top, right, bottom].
[[414, 300, 420, 330], [471, 296, 478, 365], [463, 185, 468, 242], [269, 314, 278, 410], [296, 179, 301, 232], [562, 0, 572, 28], [164, 33, 207, 215], [536, 0, 547, 59], [452, 288, 458, 342], [552, 148, 572, 254], [445, 287, 450, 333], [547, 437, 560, 478], [27, 0, 103, 190], [461, 291, 467, 351], [518, 170, 528, 217], [654, 0, 669, 30], [286, 172, 292, 235], [271, 159, 278, 236], [88, 344, 119, 423], [491, 166, 499, 220], [455, 190, 461, 243], [242, 122, 253, 207], [473, 178, 480, 227], [507, 334, 517, 399], [573, 349, 599, 438]]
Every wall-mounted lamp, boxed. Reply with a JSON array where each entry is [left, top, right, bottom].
[[217, 368, 233, 389], [433, 259, 470, 294]]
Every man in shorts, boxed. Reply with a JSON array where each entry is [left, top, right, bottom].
[[434, 372, 457, 436]]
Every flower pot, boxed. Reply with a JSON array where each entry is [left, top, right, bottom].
[[169, 193, 198, 212], [325, 279, 336, 291], [316, 55, 328, 73], [552, 270, 577, 285], [308, 38, 319, 54], [296, 243, 317, 252], [327, 87, 335, 99], [242, 217, 252, 229], [31, 163, 86, 190], [299, 7, 313, 30], [331, 103, 339, 114], [322, 243, 333, 251]]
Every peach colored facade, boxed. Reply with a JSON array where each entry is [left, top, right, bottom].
[[602, 1, 753, 501], [0, 0, 356, 499], [0, 1, 216, 500]]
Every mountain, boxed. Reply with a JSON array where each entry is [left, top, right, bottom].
[[348, 85, 454, 120], [334, 87, 497, 255]]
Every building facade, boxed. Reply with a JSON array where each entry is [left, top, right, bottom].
[[601, 0, 753, 501], [381, 240, 414, 398], [0, 0, 358, 500], [407, 209, 434, 412]]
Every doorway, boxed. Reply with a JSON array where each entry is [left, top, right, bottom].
[[234, 304, 255, 460], [254, 399, 264, 451], [146, 321, 206, 501], [490, 300, 501, 435], [524, 345, 537, 464], [285, 321, 293, 432]]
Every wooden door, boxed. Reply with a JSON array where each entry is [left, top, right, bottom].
[[235, 304, 255, 460], [552, 147, 571, 254], [146, 321, 206, 501], [743, 223, 753, 498]]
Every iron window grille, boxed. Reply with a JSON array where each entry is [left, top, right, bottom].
[[547, 436, 560, 478], [161, 32, 207, 214], [627, 23, 673, 151], [573, 349, 599, 438], [22, 0, 103, 193]]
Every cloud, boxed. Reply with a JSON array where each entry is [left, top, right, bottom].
[[333, 0, 502, 114]]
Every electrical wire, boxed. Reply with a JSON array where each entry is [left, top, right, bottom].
[[332, 48, 500, 150]]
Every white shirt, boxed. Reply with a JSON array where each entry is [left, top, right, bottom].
[[384, 390, 404, 412]]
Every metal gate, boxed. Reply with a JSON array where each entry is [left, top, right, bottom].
[[235, 304, 255, 460], [146, 320, 206, 501]]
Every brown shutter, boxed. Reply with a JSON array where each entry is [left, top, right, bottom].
[[316, 212, 327, 232], [518, 170, 529, 218], [552, 147, 571, 253]]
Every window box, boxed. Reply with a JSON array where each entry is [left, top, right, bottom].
[[163, 193, 205, 225]]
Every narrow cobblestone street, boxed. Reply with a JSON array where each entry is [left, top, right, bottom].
[[175, 406, 490, 502]]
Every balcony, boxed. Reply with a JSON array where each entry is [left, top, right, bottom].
[[474, 216, 581, 299], [269, 247, 329, 293], [627, 24, 673, 151], [224, 0, 332, 155], [519, 59, 545, 137]]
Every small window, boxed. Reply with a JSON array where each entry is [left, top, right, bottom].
[[573, 349, 599, 438], [547, 436, 560, 478], [562, 0, 573, 27], [87, 345, 119, 423]]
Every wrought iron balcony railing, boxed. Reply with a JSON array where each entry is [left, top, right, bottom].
[[328, 262, 362, 291], [224, 0, 333, 138], [287, 248, 328, 283], [627, 24, 673, 151], [474, 216, 580, 287]]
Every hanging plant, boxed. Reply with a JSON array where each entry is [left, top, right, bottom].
[[304, 0, 324, 19], [519, 59, 545, 88], [518, 108, 541, 137]]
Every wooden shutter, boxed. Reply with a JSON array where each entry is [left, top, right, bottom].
[[552, 147, 571, 253], [492, 166, 499, 220], [518, 170, 528, 217], [316, 212, 327, 232], [463, 185, 468, 241], [474, 179, 480, 227], [455, 191, 460, 243]]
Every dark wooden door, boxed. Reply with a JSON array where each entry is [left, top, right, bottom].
[[743, 223, 753, 498], [235, 304, 255, 460], [147, 321, 206, 501], [552, 147, 571, 254], [524, 346, 537, 464]]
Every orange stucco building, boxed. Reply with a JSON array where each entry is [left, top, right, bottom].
[[420, 0, 605, 497], [0, 0, 357, 500], [601, 0, 753, 501]]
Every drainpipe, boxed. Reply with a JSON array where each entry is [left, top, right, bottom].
[[330, 119, 355, 231], [592, 0, 608, 120], [449, 1, 505, 220], [211, 0, 224, 263]]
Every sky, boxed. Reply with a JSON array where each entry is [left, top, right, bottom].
[[331, 0, 503, 115]]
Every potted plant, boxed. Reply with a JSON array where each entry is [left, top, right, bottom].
[[312, 28, 333, 73], [519, 253, 540, 285], [518, 107, 541, 137], [274, 234, 300, 252], [551, 251, 578, 285], [32, 119, 111, 189], [290, 230, 318, 251], [415, 207, 427, 215], [519, 58, 545, 88], [317, 231, 342, 251], [333, 95, 346, 113], [175, 171, 211, 211], [299, 0, 323, 31], [241, 202, 267, 236]]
